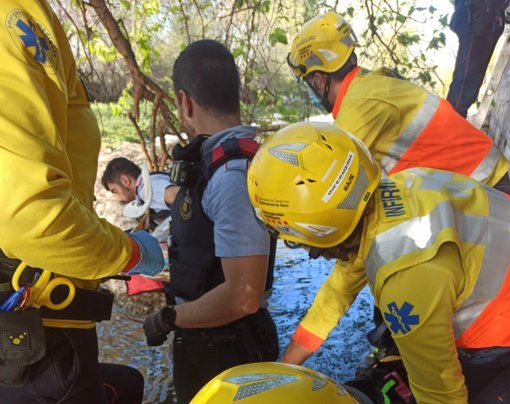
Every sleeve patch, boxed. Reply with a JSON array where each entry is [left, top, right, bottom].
[[384, 301, 420, 335], [7, 9, 58, 74]]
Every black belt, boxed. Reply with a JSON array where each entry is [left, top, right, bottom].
[[175, 308, 269, 341], [39, 286, 113, 322], [0, 251, 113, 322], [0, 282, 113, 322]]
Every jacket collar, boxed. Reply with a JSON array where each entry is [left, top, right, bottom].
[[331, 66, 361, 119]]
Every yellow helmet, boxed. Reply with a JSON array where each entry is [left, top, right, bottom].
[[248, 122, 380, 248], [191, 362, 372, 403], [288, 11, 358, 80]]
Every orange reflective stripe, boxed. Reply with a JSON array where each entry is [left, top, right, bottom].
[[456, 268, 510, 349], [292, 324, 324, 352], [388, 99, 494, 177], [124, 237, 140, 272], [331, 66, 361, 119]]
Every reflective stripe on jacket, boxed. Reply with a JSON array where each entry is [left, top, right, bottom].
[[364, 168, 510, 349], [333, 67, 510, 186], [294, 168, 510, 351]]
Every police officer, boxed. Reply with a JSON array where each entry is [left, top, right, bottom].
[[0, 1, 164, 402], [248, 122, 510, 403], [142, 40, 279, 404]]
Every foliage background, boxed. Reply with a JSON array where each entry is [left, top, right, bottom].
[[50, 0, 454, 145]]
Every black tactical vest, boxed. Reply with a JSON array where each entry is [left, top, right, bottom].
[[168, 136, 275, 301]]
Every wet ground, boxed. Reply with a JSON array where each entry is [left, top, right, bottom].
[[97, 241, 373, 403]]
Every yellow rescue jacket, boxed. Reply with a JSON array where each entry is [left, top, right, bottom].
[[293, 168, 510, 403], [333, 67, 510, 186], [0, 0, 133, 328]]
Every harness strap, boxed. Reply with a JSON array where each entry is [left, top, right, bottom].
[[203, 137, 259, 178]]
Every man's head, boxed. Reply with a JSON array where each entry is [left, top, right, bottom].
[[172, 39, 241, 138], [247, 122, 380, 256], [288, 11, 358, 112], [101, 157, 141, 204]]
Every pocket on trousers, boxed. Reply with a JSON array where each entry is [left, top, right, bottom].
[[0, 308, 46, 387], [48, 329, 79, 397]]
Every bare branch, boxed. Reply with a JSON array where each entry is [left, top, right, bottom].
[[86, 0, 183, 172], [177, 0, 192, 44], [128, 112, 155, 171], [224, 0, 238, 46]]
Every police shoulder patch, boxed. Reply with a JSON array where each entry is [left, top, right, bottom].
[[180, 189, 192, 220], [7, 9, 58, 74]]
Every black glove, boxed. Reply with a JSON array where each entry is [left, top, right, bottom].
[[143, 305, 177, 347]]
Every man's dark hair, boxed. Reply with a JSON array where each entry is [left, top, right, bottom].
[[101, 157, 141, 190], [172, 39, 240, 115]]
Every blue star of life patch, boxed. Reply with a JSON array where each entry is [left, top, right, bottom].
[[17, 19, 49, 64], [384, 301, 420, 335], [7, 9, 58, 74]]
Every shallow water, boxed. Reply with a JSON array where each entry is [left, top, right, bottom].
[[98, 241, 373, 403]]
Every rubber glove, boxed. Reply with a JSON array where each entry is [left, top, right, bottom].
[[126, 231, 164, 276], [143, 305, 176, 346]]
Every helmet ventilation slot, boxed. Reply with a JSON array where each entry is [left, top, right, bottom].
[[320, 134, 333, 150]]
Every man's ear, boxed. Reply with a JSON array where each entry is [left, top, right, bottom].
[[179, 89, 193, 119], [119, 174, 132, 187]]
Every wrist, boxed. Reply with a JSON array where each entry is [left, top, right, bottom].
[[124, 236, 141, 272], [282, 340, 314, 365], [292, 324, 324, 352], [160, 305, 177, 331]]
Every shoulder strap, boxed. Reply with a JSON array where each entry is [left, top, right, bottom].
[[202, 137, 259, 179]]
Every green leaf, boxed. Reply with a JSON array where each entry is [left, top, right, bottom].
[[396, 14, 406, 23], [428, 33, 446, 50], [260, 0, 271, 13], [418, 71, 432, 83], [269, 27, 288, 46], [396, 33, 420, 46], [120, 0, 131, 10], [439, 14, 449, 27]]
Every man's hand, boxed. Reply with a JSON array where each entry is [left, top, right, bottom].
[[281, 340, 314, 365], [143, 306, 177, 346]]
